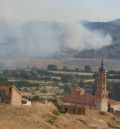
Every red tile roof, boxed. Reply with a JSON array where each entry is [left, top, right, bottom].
[[62, 95, 96, 106], [62, 95, 120, 107]]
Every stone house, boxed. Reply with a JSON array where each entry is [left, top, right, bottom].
[[0, 85, 22, 105]]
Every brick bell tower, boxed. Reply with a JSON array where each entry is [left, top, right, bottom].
[[95, 58, 108, 112]]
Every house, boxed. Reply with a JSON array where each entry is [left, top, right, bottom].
[[59, 59, 120, 114], [0, 85, 22, 105]]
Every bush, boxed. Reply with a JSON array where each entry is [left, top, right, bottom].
[[47, 116, 57, 125], [84, 65, 92, 72], [52, 109, 60, 116], [57, 105, 67, 113]]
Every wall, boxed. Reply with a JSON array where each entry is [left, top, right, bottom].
[[64, 105, 94, 115], [114, 110, 120, 116], [11, 87, 21, 106], [0, 86, 10, 104], [111, 104, 120, 111]]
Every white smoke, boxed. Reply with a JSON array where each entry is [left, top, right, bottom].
[[63, 23, 112, 50], [0, 21, 112, 58]]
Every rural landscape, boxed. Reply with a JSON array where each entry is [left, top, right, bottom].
[[0, 0, 120, 129], [0, 57, 120, 129]]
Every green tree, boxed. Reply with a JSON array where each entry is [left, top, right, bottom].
[[61, 74, 75, 83], [75, 67, 79, 72], [0, 78, 9, 84], [107, 81, 120, 100], [62, 66, 69, 71], [47, 64, 57, 71], [84, 65, 92, 72]]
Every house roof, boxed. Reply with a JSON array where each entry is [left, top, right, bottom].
[[62, 95, 120, 107], [62, 95, 96, 106], [12, 85, 22, 95], [0, 84, 22, 96]]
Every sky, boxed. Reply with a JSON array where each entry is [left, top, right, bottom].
[[0, 0, 120, 22]]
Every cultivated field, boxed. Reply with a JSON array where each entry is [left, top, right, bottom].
[[1, 58, 120, 71]]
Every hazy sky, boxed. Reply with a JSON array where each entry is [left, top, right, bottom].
[[0, 0, 120, 22]]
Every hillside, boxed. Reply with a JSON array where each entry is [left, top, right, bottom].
[[0, 104, 120, 129], [0, 19, 120, 59], [76, 19, 120, 59], [74, 43, 120, 59], [83, 19, 120, 44]]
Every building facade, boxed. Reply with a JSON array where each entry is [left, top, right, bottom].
[[60, 59, 120, 114], [95, 58, 108, 112], [0, 85, 22, 105]]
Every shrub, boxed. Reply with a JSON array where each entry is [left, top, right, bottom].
[[52, 109, 60, 116], [47, 116, 57, 125], [57, 105, 66, 113]]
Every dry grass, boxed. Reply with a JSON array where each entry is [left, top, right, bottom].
[[0, 104, 119, 129], [0, 104, 55, 129]]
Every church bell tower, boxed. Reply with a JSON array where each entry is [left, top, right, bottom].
[[95, 58, 108, 112]]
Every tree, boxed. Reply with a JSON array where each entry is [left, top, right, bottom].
[[107, 81, 120, 100], [61, 74, 75, 83], [64, 85, 72, 94], [62, 66, 69, 71], [75, 67, 79, 72], [0, 78, 9, 84], [84, 65, 92, 72], [47, 64, 57, 71]]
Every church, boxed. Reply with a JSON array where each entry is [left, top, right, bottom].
[[59, 59, 120, 114]]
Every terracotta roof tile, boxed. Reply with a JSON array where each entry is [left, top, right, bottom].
[[62, 95, 96, 106], [62, 95, 120, 107]]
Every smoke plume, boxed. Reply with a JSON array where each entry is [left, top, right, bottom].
[[0, 21, 112, 58]]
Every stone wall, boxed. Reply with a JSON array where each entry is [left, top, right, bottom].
[[0, 85, 22, 105], [64, 105, 94, 115], [0, 86, 10, 104], [114, 110, 120, 116], [11, 87, 21, 106]]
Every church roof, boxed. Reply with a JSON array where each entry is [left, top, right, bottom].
[[62, 95, 120, 107], [62, 95, 96, 106], [61, 59, 120, 109]]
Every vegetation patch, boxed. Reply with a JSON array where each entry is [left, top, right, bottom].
[[56, 104, 67, 114], [52, 109, 60, 116], [47, 116, 57, 125]]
